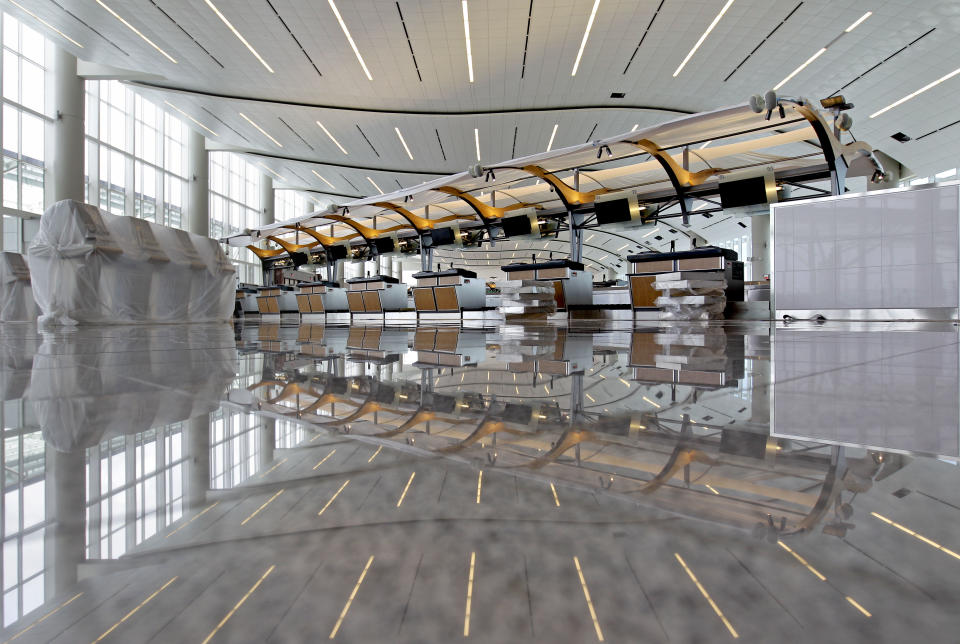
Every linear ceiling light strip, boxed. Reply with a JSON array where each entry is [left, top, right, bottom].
[[239, 112, 283, 147], [673, 0, 734, 77], [9, 0, 83, 47], [94, 0, 176, 62], [773, 11, 871, 90], [571, 0, 601, 76], [202, 0, 272, 72], [329, 0, 373, 80]]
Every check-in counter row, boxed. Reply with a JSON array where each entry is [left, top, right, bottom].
[[412, 268, 485, 313], [345, 275, 407, 313]]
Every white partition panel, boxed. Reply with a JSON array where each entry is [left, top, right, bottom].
[[771, 182, 960, 320]]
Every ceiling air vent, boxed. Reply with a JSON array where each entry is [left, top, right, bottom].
[[891, 132, 911, 143], [610, 92, 625, 98]]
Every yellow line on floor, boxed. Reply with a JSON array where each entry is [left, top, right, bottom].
[[367, 446, 383, 463], [675, 553, 738, 638], [314, 449, 337, 470], [550, 483, 560, 507], [318, 480, 350, 516], [476, 471, 483, 504], [3, 592, 82, 643], [201, 565, 275, 644], [329, 556, 374, 639], [463, 551, 476, 637], [92, 577, 177, 643], [573, 556, 604, 641], [777, 541, 826, 581], [166, 502, 219, 538], [259, 458, 288, 478], [241, 489, 284, 525], [397, 472, 416, 507], [871, 511, 960, 561], [845, 596, 871, 617]]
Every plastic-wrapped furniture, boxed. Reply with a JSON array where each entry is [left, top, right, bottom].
[[0, 252, 38, 322]]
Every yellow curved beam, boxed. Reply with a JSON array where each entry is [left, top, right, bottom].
[[519, 166, 607, 206], [433, 186, 539, 220], [633, 139, 724, 187], [373, 202, 476, 231], [267, 235, 318, 253], [321, 214, 412, 239], [246, 244, 286, 259], [288, 226, 360, 247]]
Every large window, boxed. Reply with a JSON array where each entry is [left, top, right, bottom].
[[209, 151, 262, 284], [275, 189, 321, 221], [84, 80, 187, 228], [1, 12, 50, 251]]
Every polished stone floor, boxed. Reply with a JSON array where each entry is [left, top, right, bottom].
[[2, 318, 959, 642]]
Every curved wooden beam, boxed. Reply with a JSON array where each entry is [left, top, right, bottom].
[[433, 186, 539, 220], [246, 244, 286, 259], [320, 214, 413, 239], [266, 235, 318, 253], [518, 166, 607, 209], [373, 202, 476, 231], [277, 226, 360, 247], [632, 139, 725, 187]]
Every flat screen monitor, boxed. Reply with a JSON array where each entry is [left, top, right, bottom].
[[719, 176, 769, 209], [326, 245, 348, 261], [500, 214, 533, 237], [429, 227, 456, 247], [594, 197, 634, 226], [374, 237, 395, 254]]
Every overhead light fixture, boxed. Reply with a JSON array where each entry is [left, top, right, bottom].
[[642, 227, 660, 238], [395, 127, 413, 160], [474, 128, 481, 161], [163, 101, 218, 137], [616, 244, 628, 251], [256, 162, 284, 182], [631, 124, 638, 132], [203, 0, 273, 73], [312, 170, 336, 190], [239, 113, 283, 147], [9, 0, 83, 48], [571, 0, 601, 76], [95, 0, 177, 63], [546, 123, 558, 152], [328, 0, 373, 81], [673, 0, 735, 77], [316, 122, 348, 155], [871, 65, 960, 118], [462, 1, 474, 83], [773, 47, 826, 91], [367, 176, 384, 194], [845, 11, 872, 32]]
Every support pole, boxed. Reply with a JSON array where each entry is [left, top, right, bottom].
[[52, 47, 84, 203], [186, 129, 209, 236]]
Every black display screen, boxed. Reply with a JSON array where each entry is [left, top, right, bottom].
[[374, 237, 395, 254], [326, 245, 348, 261], [594, 197, 633, 225], [719, 176, 769, 209], [500, 214, 533, 237], [429, 227, 456, 246]]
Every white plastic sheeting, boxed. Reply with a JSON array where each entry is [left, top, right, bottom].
[[0, 252, 38, 322], [27, 200, 236, 325]]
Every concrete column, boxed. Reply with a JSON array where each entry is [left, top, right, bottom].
[[186, 414, 210, 510], [51, 47, 84, 203], [334, 259, 345, 284], [260, 175, 274, 227], [750, 215, 770, 282], [45, 447, 84, 596], [392, 257, 403, 284], [186, 129, 209, 236], [259, 418, 275, 469]]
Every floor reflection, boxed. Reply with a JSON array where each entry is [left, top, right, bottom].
[[1, 320, 959, 642]]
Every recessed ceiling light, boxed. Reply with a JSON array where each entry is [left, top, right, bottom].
[[203, 0, 273, 73], [239, 113, 283, 147], [871, 65, 960, 118], [631, 124, 638, 132], [316, 122, 348, 155], [328, 0, 373, 81], [546, 123, 558, 152], [673, 0, 734, 77], [474, 128, 481, 161], [773, 47, 826, 91], [642, 227, 660, 238], [95, 0, 177, 63], [395, 127, 413, 160], [312, 170, 336, 189], [572, 0, 601, 76], [367, 176, 384, 194], [164, 101, 218, 137], [844, 11, 872, 32], [10, 0, 83, 48], [462, 1, 474, 83], [256, 161, 284, 182]]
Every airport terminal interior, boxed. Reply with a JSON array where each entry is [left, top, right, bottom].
[[0, 0, 959, 642]]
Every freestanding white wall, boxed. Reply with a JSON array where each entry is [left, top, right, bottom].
[[772, 182, 959, 319]]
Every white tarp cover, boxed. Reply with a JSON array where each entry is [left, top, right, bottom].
[[27, 200, 235, 325], [0, 252, 38, 322]]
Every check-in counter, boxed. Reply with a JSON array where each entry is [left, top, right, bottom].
[[411, 268, 485, 314], [256, 284, 298, 314], [295, 280, 349, 313], [345, 275, 407, 313], [237, 286, 259, 315], [345, 325, 409, 363], [413, 327, 488, 366], [626, 248, 743, 311], [500, 259, 593, 310]]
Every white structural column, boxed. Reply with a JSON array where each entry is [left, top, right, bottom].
[[260, 175, 274, 227], [186, 129, 208, 236], [51, 47, 84, 203], [750, 215, 770, 281], [392, 257, 403, 282]]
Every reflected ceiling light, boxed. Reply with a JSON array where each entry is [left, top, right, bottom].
[[312, 170, 336, 190], [94, 0, 176, 63], [328, 0, 373, 81], [870, 65, 960, 118], [845, 11, 872, 32], [367, 176, 384, 194], [546, 123, 559, 151], [203, 0, 273, 72], [462, 1, 474, 83], [395, 127, 414, 160], [316, 121, 348, 155], [9, 0, 83, 48], [474, 128, 481, 161], [239, 113, 283, 147], [773, 47, 826, 91], [631, 124, 638, 131], [571, 0, 601, 76], [164, 101, 218, 137], [672, 0, 734, 77], [699, 140, 712, 149]]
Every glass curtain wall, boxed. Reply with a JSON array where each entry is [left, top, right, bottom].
[[209, 151, 262, 284]]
